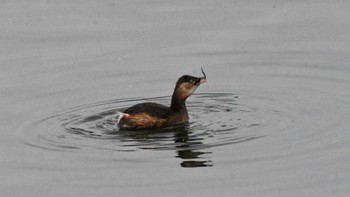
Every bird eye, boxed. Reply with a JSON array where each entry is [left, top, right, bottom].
[[189, 79, 195, 84]]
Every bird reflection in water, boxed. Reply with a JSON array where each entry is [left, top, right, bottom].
[[174, 128, 213, 168], [117, 125, 213, 168]]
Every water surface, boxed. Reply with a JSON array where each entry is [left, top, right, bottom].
[[1, 1, 350, 196]]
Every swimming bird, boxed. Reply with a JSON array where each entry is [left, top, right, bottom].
[[117, 68, 207, 130]]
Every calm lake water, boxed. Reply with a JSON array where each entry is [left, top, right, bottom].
[[1, 1, 350, 196]]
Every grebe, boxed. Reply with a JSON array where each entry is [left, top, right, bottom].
[[117, 68, 207, 130]]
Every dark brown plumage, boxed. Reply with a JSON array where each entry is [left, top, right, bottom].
[[117, 69, 207, 130]]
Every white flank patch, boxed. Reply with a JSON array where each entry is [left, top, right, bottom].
[[116, 112, 125, 124]]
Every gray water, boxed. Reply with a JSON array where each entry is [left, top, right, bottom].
[[1, 1, 350, 196]]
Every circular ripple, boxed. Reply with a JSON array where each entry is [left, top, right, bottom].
[[17, 93, 294, 155]]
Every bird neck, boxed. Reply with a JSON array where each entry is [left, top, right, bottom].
[[170, 90, 187, 111]]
